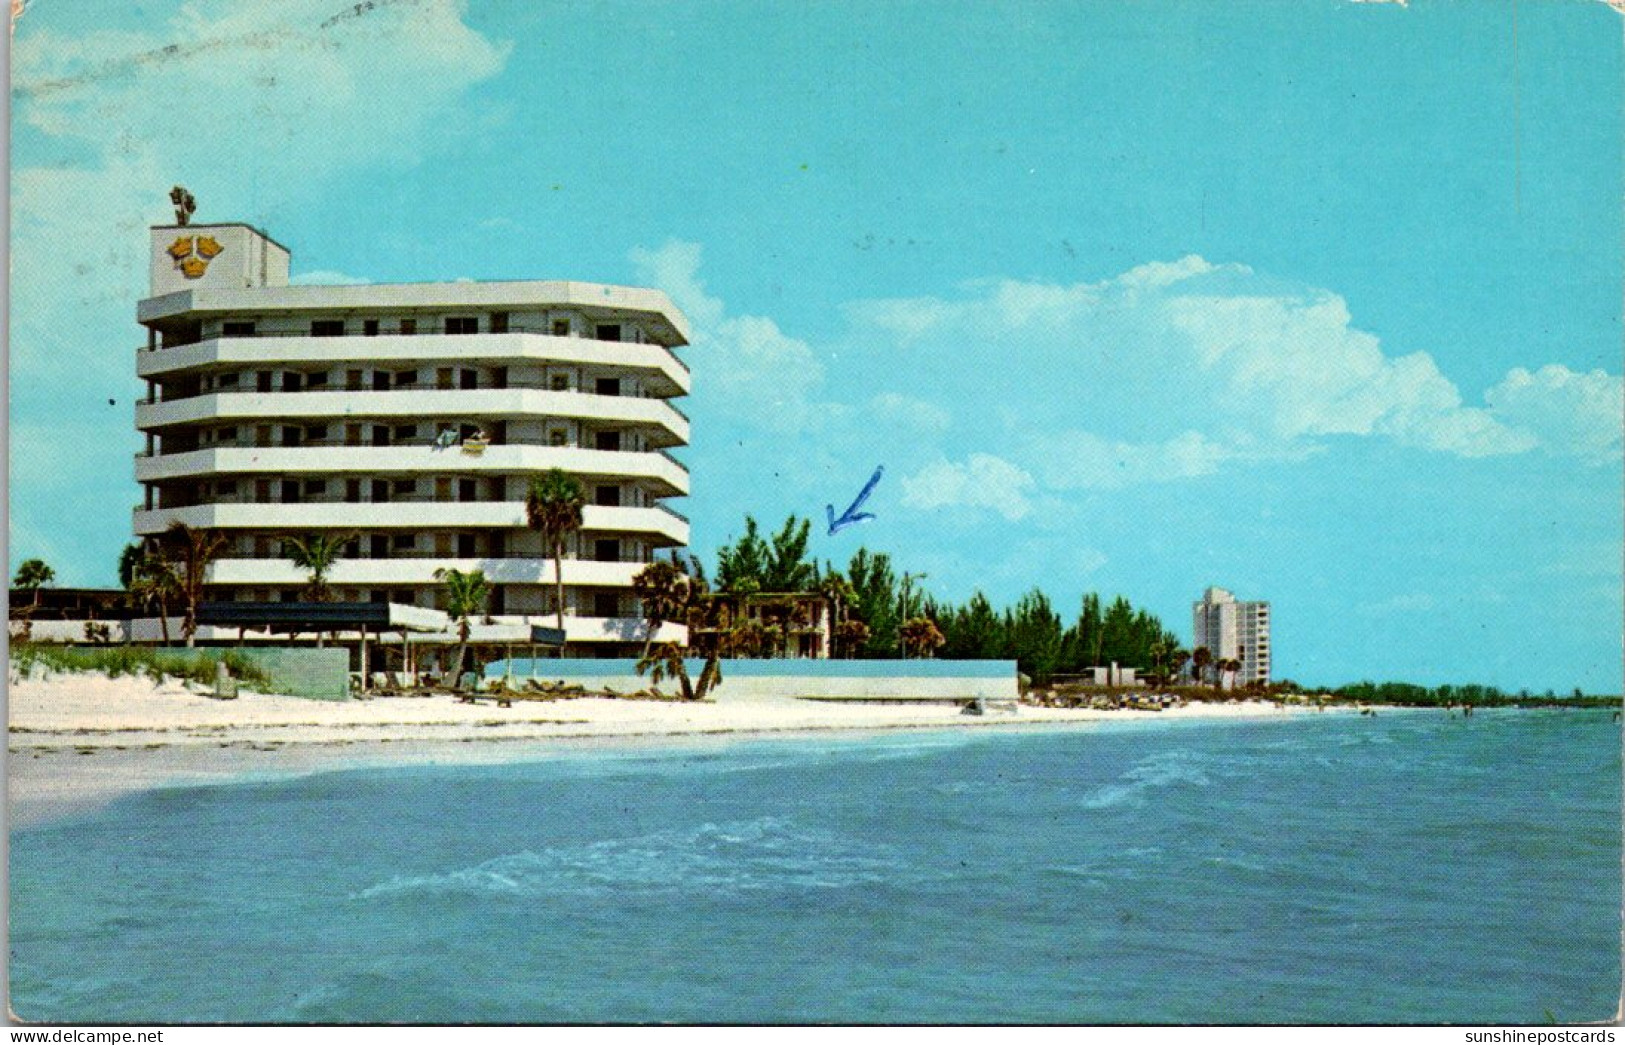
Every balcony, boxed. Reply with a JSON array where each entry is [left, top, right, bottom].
[[205, 557, 651, 587], [135, 388, 689, 445], [133, 445, 690, 495], [133, 502, 689, 544], [137, 329, 689, 391]]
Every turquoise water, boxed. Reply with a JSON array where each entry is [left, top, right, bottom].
[[10, 711, 1621, 1024]]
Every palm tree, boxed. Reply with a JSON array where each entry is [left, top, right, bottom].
[[525, 469, 586, 645], [836, 619, 871, 659], [12, 558, 54, 609], [434, 567, 490, 689], [1191, 646, 1213, 689], [631, 558, 690, 659], [128, 547, 181, 645], [163, 522, 227, 647], [1170, 648, 1191, 685], [900, 616, 946, 659], [283, 532, 355, 603]]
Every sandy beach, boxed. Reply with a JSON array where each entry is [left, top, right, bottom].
[[7, 668, 1336, 825]]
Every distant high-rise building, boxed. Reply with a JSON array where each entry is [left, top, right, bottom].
[[1192, 587, 1271, 687]]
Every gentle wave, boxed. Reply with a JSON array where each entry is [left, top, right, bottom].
[[1081, 750, 1214, 808], [356, 817, 905, 900]]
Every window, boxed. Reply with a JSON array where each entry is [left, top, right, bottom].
[[593, 592, 621, 618], [372, 371, 391, 391], [393, 424, 417, 441], [458, 479, 477, 503], [346, 369, 363, 391], [280, 426, 303, 448], [550, 374, 570, 392], [344, 424, 361, 447], [549, 429, 568, 447], [371, 479, 389, 502], [437, 368, 454, 390], [257, 371, 273, 393], [460, 368, 478, 390], [372, 425, 391, 447], [596, 324, 621, 342], [280, 589, 300, 604], [596, 377, 621, 397], [218, 372, 239, 387], [306, 372, 329, 388], [392, 533, 415, 551], [280, 480, 301, 503], [218, 426, 238, 442], [345, 479, 361, 503], [445, 317, 478, 335], [552, 319, 570, 337], [594, 539, 620, 563], [363, 319, 380, 337], [394, 370, 418, 387], [222, 321, 256, 337], [393, 479, 417, 497], [392, 589, 414, 605], [370, 537, 388, 559], [595, 430, 621, 452], [283, 371, 304, 392], [216, 479, 238, 497], [595, 484, 621, 507], [491, 366, 508, 389], [457, 533, 477, 558], [400, 318, 417, 336], [305, 425, 328, 442], [490, 312, 509, 334], [304, 479, 327, 496], [311, 320, 345, 338]]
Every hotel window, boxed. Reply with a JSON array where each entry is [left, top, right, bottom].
[[282, 371, 304, 392], [215, 479, 238, 497], [310, 320, 345, 338], [345, 479, 361, 503], [552, 319, 570, 337], [595, 431, 621, 452], [595, 484, 621, 507], [491, 366, 508, 389], [460, 368, 478, 390], [373, 371, 391, 391], [394, 370, 418, 388], [218, 426, 238, 442], [595, 324, 621, 342], [305, 424, 328, 442], [595, 377, 621, 397], [393, 479, 418, 498], [458, 479, 477, 503], [255, 480, 271, 503], [257, 371, 273, 393], [490, 312, 509, 334], [306, 372, 329, 388], [218, 372, 239, 388], [363, 319, 380, 337], [372, 425, 391, 447], [457, 533, 477, 557], [392, 534, 415, 552], [550, 374, 570, 392], [394, 424, 417, 441], [344, 424, 361, 447], [593, 592, 621, 618], [548, 429, 568, 447], [346, 369, 363, 391], [392, 589, 414, 605], [371, 479, 389, 502], [437, 368, 454, 390], [594, 539, 620, 563], [304, 479, 327, 497], [370, 537, 388, 559], [400, 318, 417, 336], [222, 321, 256, 338], [343, 538, 359, 558], [445, 316, 478, 335]]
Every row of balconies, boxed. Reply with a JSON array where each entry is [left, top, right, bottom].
[[136, 330, 690, 388], [132, 502, 689, 541], [201, 557, 660, 587], [134, 446, 690, 494], [134, 388, 689, 443]]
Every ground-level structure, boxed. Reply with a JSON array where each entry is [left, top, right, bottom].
[[133, 217, 693, 656], [1192, 586, 1271, 688]]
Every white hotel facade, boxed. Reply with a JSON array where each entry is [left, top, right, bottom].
[[135, 221, 693, 655]]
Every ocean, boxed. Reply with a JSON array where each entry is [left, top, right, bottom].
[[9, 710, 1620, 1024]]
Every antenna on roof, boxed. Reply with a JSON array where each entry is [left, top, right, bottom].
[[169, 185, 196, 226]]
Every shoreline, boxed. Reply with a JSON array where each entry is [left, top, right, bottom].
[[7, 668, 1391, 827]]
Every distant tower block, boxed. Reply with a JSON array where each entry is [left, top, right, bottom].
[[1192, 587, 1271, 688]]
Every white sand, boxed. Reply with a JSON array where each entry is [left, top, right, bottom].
[[7, 667, 1335, 824]]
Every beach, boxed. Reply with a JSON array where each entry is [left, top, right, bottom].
[[7, 668, 1329, 823]]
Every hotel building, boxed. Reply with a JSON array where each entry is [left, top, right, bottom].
[[1191, 586, 1271, 687], [134, 221, 693, 655]]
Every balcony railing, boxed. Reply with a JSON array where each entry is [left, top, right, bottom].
[[145, 380, 684, 407], [135, 436, 687, 458], [139, 324, 691, 376]]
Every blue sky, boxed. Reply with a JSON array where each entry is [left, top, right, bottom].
[[9, 0, 1622, 691]]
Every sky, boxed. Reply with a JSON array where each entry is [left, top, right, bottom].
[[7, 0, 1622, 692]]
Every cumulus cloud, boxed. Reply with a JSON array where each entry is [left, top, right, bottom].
[[901, 454, 1036, 520], [846, 255, 1619, 476]]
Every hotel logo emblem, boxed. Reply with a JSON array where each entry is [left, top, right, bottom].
[[166, 235, 223, 279]]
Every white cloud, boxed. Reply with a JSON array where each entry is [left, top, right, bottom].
[[1485, 365, 1624, 464], [901, 454, 1036, 520], [844, 256, 1619, 480], [290, 270, 372, 286]]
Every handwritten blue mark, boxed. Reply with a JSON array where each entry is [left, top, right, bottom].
[[827, 466, 884, 536]]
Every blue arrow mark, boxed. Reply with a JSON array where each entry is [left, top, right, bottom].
[[827, 465, 884, 536]]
